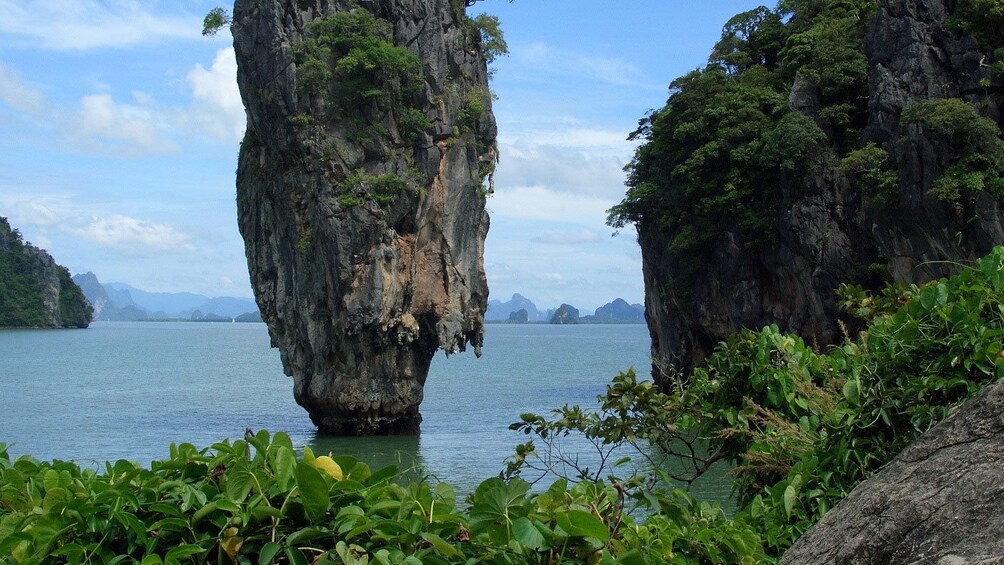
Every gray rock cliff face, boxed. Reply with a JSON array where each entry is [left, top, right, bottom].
[[641, 0, 1004, 384], [232, 0, 494, 434], [781, 376, 1004, 564]]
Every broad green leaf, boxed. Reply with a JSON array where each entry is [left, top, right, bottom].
[[286, 526, 331, 545], [470, 477, 530, 532], [843, 379, 860, 404], [556, 510, 609, 542], [295, 460, 331, 521], [615, 549, 648, 565], [512, 517, 548, 550], [259, 542, 282, 565], [226, 470, 255, 503], [285, 547, 309, 565], [783, 484, 798, 518], [164, 544, 206, 562], [273, 446, 296, 491], [420, 532, 464, 558], [272, 431, 293, 451]]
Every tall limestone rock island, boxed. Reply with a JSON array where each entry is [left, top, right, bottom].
[[611, 0, 1004, 386], [232, 0, 496, 433]]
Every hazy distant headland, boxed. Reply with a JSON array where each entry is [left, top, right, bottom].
[[72, 271, 261, 323], [0, 217, 92, 328], [485, 293, 645, 324]]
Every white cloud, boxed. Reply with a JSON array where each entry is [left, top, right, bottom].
[[488, 185, 615, 225], [185, 47, 246, 142], [516, 42, 662, 91], [67, 214, 194, 253], [1, 195, 194, 255], [0, 0, 202, 50], [531, 229, 600, 245], [0, 63, 44, 115], [66, 93, 176, 154]]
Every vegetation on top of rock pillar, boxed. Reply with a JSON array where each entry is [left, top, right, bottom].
[[606, 0, 901, 295]]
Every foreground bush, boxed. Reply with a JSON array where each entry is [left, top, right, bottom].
[[511, 247, 1004, 558], [0, 430, 762, 564]]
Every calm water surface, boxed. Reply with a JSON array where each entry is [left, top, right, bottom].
[[0, 322, 730, 501]]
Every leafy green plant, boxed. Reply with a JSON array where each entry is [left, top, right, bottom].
[[902, 98, 1004, 210], [509, 247, 1004, 558], [467, 14, 508, 64], [839, 143, 899, 205], [339, 170, 411, 207]]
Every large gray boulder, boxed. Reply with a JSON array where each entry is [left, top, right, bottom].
[[782, 377, 1004, 564]]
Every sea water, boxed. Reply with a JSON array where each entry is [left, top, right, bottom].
[[0, 322, 731, 501]]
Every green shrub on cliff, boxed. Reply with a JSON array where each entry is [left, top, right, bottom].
[[608, 0, 876, 293], [510, 247, 1004, 558], [901, 97, 1004, 209]]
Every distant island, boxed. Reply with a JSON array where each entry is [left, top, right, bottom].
[[72, 271, 261, 323], [486, 293, 645, 324], [0, 217, 91, 328]]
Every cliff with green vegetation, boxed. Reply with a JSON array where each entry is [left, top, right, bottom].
[[232, 0, 499, 434], [610, 0, 1004, 385], [0, 217, 91, 328]]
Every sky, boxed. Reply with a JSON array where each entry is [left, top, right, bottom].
[[0, 0, 764, 313]]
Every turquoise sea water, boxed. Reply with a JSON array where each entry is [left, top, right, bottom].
[[0, 321, 731, 501]]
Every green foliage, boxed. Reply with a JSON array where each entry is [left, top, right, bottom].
[[839, 143, 899, 205], [509, 247, 1004, 558], [467, 14, 508, 64], [952, 0, 1004, 54], [293, 8, 427, 147], [901, 98, 1004, 209], [202, 7, 231, 37], [610, 0, 879, 293], [608, 65, 814, 292], [0, 431, 761, 564], [0, 217, 91, 328], [337, 170, 412, 207], [57, 267, 93, 328], [711, 7, 786, 74]]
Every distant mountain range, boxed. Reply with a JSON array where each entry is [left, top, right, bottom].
[[72, 272, 260, 322], [486, 293, 644, 324]]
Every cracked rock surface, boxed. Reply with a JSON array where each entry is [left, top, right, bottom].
[[781, 377, 1004, 564], [232, 0, 494, 434]]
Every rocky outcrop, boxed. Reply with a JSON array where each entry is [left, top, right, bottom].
[[0, 217, 91, 328], [591, 298, 644, 322], [486, 293, 541, 321], [638, 0, 1004, 385], [233, 0, 495, 434], [549, 304, 579, 325], [781, 376, 1004, 564], [506, 308, 528, 324]]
